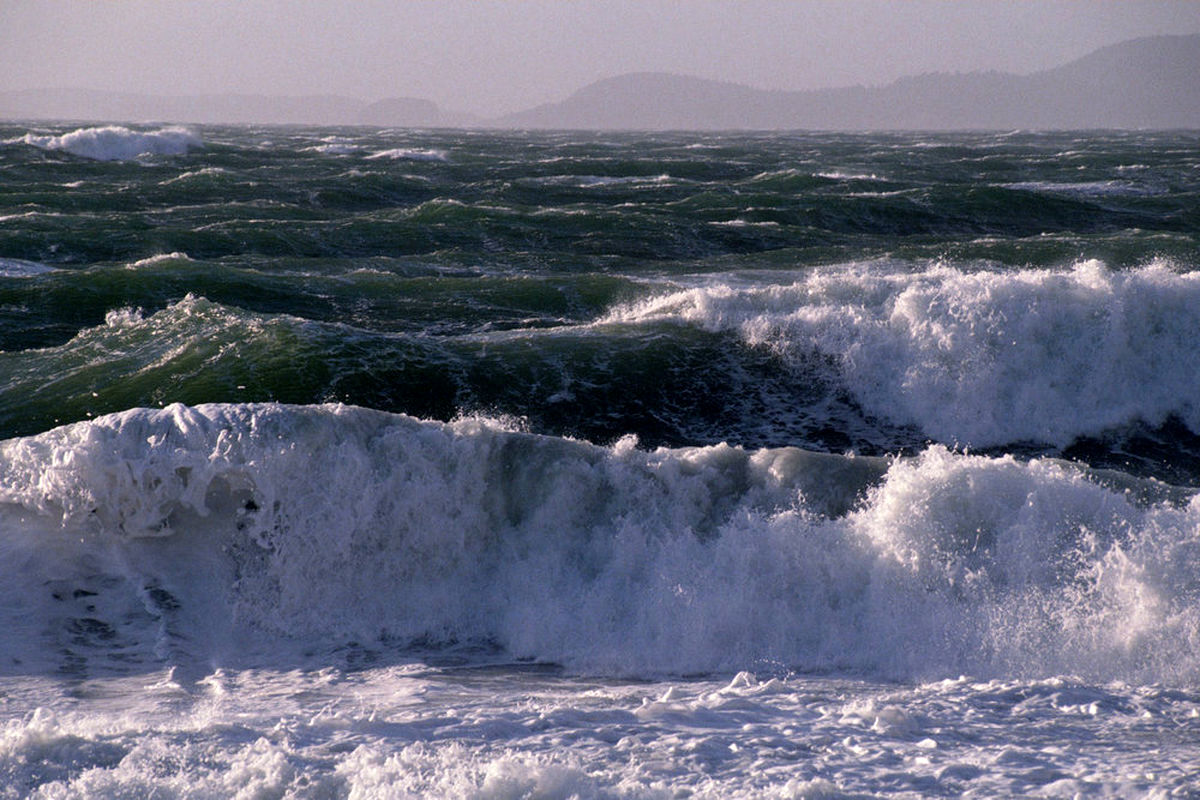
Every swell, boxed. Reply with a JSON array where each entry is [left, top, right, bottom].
[[0, 403, 1196, 683], [0, 259, 633, 351], [4, 126, 1197, 269]]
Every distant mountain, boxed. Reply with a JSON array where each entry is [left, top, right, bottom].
[[496, 34, 1200, 130], [0, 89, 465, 127], [2, 35, 1196, 130], [1021, 34, 1200, 129]]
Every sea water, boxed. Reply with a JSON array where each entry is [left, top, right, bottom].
[[0, 123, 1198, 797]]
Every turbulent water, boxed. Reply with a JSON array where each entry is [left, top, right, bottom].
[[1, 122, 1199, 797]]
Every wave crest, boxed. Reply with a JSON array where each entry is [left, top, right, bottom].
[[21, 125, 202, 161], [367, 148, 448, 162], [606, 259, 1200, 447]]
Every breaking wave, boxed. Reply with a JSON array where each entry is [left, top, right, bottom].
[[606, 259, 1200, 448], [19, 125, 202, 161], [1, 403, 1197, 683]]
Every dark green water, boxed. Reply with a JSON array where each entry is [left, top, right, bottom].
[[3, 124, 1199, 480]]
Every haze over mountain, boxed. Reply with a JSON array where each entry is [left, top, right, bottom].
[[498, 35, 1200, 130], [2, 35, 1196, 130], [0, 89, 476, 128]]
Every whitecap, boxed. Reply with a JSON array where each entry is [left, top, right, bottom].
[[0, 257, 56, 277], [604, 259, 1200, 448], [575, 174, 672, 187], [160, 167, 227, 185], [311, 144, 360, 155], [366, 148, 448, 162], [709, 219, 781, 228], [0, 211, 40, 224], [21, 125, 202, 161], [1003, 180, 1160, 197], [816, 171, 883, 181], [306, 142, 361, 155], [128, 252, 194, 269]]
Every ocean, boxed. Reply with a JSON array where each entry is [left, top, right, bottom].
[[1, 122, 1198, 797]]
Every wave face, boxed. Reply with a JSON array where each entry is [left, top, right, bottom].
[[608, 259, 1200, 448], [17, 125, 202, 161], [2, 403, 1196, 683]]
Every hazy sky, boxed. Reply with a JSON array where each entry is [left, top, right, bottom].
[[4, 0, 1200, 117]]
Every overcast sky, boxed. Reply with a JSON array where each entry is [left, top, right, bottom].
[[4, 0, 1199, 117]]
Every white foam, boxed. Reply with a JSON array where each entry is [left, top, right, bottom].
[[103, 306, 145, 327], [367, 148, 448, 162], [160, 166, 227, 185], [309, 144, 359, 155], [0, 257, 55, 277], [709, 219, 781, 228], [576, 174, 673, 187], [748, 168, 804, 180], [127, 252, 194, 269], [0, 211, 39, 223], [306, 138, 362, 155], [1003, 180, 1161, 197], [816, 171, 882, 181], [21, 126, 202, 161], [1, 403, 1197, 683], [2, 665, 1196, 797], [520, 173, 675, 190], [604, 259, 1200, 447]]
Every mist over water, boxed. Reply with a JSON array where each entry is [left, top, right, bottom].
[[1, 123, 1199, 797]]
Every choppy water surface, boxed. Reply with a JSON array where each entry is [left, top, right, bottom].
[[1, 123, 1198, 797]]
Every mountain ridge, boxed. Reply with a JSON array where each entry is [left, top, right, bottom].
[[496, 34, 1200, 130], [0, 88, 477, 128], [1, 34, 1197, 130]]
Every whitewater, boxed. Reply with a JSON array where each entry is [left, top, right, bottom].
[[0, 123, 1198, 797]]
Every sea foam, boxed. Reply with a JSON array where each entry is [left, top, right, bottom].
[[0, 257, 55, 277], [1, 403, 1196, 682], [605, 259, 1200, 448], [367, 148, 448, 162], [21, 125, 202, 161]]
